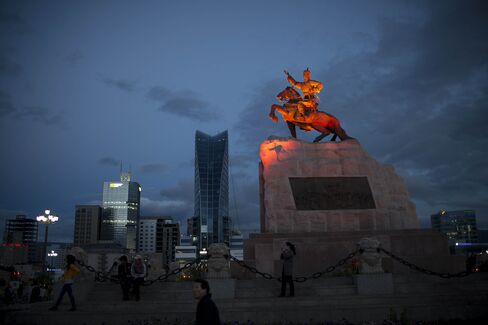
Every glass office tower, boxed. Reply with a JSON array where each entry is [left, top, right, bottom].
[[431, 209, 478, 254], [193, 130, 230, 253], [100, 172, 141, 250]]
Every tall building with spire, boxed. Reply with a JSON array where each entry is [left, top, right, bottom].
[[100, 172, 141, 250], [190, 130, 230, 254]]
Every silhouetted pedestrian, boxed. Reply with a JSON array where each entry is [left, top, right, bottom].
[[49, 254, 80, 311], [29, 281, 41, 303], [130, 255, 146, 301], [118, 255, 132, 301], [193, 279, 220, 325], [279, 241, 296, 297]]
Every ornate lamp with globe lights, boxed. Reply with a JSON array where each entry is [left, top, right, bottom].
[[37, 209, 59, 273]]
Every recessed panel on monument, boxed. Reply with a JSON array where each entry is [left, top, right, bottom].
[[289, 177, 376, 210]]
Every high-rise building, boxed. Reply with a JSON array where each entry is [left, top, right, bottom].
[[230, 230, 244, 260], [100, 172, 141, 250], [158, 219, 180, 268], [138, 216, 180, 268], [431, 209, 478, 253], [191, 130, 231, 253], [138, 218, 158, 253], [73, 205, 102, 247], [3, 215, 38, 263]]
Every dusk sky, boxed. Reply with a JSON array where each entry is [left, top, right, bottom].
[[1, 0, 487, 242]]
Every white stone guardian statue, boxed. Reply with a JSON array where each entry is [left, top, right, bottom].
[[357, 238, 384, 274]]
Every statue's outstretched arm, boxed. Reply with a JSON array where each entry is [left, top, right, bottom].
[[285, 72, 298, 88]]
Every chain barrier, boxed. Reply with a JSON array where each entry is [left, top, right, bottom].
[[75, 258, 203, 286], [4, 244, 475, 286], [230, 246, 482, 281], [378, 248, 472, 278], [76, 259, 119, 283], [143, 258, 202, 286], [229, 250, 359, 283]]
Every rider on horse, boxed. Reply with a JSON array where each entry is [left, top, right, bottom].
[[285, 68, 323, 122]]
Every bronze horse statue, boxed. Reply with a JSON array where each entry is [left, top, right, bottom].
[[269, 87, 353, 142]]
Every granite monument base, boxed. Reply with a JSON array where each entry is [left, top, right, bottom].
[[243, 229, 465, 278]]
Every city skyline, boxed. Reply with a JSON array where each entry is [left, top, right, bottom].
[[1, 1, 487, 242]]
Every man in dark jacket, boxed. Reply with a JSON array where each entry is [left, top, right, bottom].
[[117, 255, 132, 301], [192, 279, 220, 325], [280, 241, 296, 297]]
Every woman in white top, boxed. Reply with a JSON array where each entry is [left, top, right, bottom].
[[130, 255, 146, 301]]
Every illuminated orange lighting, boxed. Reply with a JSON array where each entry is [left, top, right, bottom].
[[0, 243, 27, 247], [260, 139, 303, 168]]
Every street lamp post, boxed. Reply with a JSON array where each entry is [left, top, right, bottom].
[[48, 250, 58, 271], [37, 209, 59, 273]]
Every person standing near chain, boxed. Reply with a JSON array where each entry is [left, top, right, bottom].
[[117, 255, 132, 301], [49, 254, 80, 311], [279, 242, 296, 297], [130, 255, 146, 301]]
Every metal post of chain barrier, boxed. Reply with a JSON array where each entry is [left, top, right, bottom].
[[379, 248, 472, 278], [229, 250, 359, 283]]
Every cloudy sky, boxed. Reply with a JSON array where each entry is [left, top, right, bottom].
[[1, 0, 487, 242]]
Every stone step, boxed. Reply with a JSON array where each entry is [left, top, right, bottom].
[[7, 274, 487, 325], [6, 290, 487, 325]]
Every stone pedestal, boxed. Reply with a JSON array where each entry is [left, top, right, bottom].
[[355, 273, 394, 295], [259, 137, 419, 233], [244, 137, 464, 278]]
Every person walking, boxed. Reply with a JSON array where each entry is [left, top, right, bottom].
[[192, 279, 221, 325], [130, 255, 146, 301], [117, 255, 132, 301], [49, 254, 80, 311], [279, 241, 296, 297]]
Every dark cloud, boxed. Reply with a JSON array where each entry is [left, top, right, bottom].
[[140, 196, 190, 222], [160, 179, 193, 202], [140, 163, 169, 174], [99, 76, 136, 92], [322, 1, 488, 226], [147, 86, 216, 122], [146, 86, 172, 101], [235, 1, 488, 227], [97, 157, 120, 167], [14, 106, 65, 126], [0, 94, 65, 127], [136, 179, 196, 221]]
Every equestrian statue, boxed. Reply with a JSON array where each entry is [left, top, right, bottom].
[[269, 68, 352, 142]]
